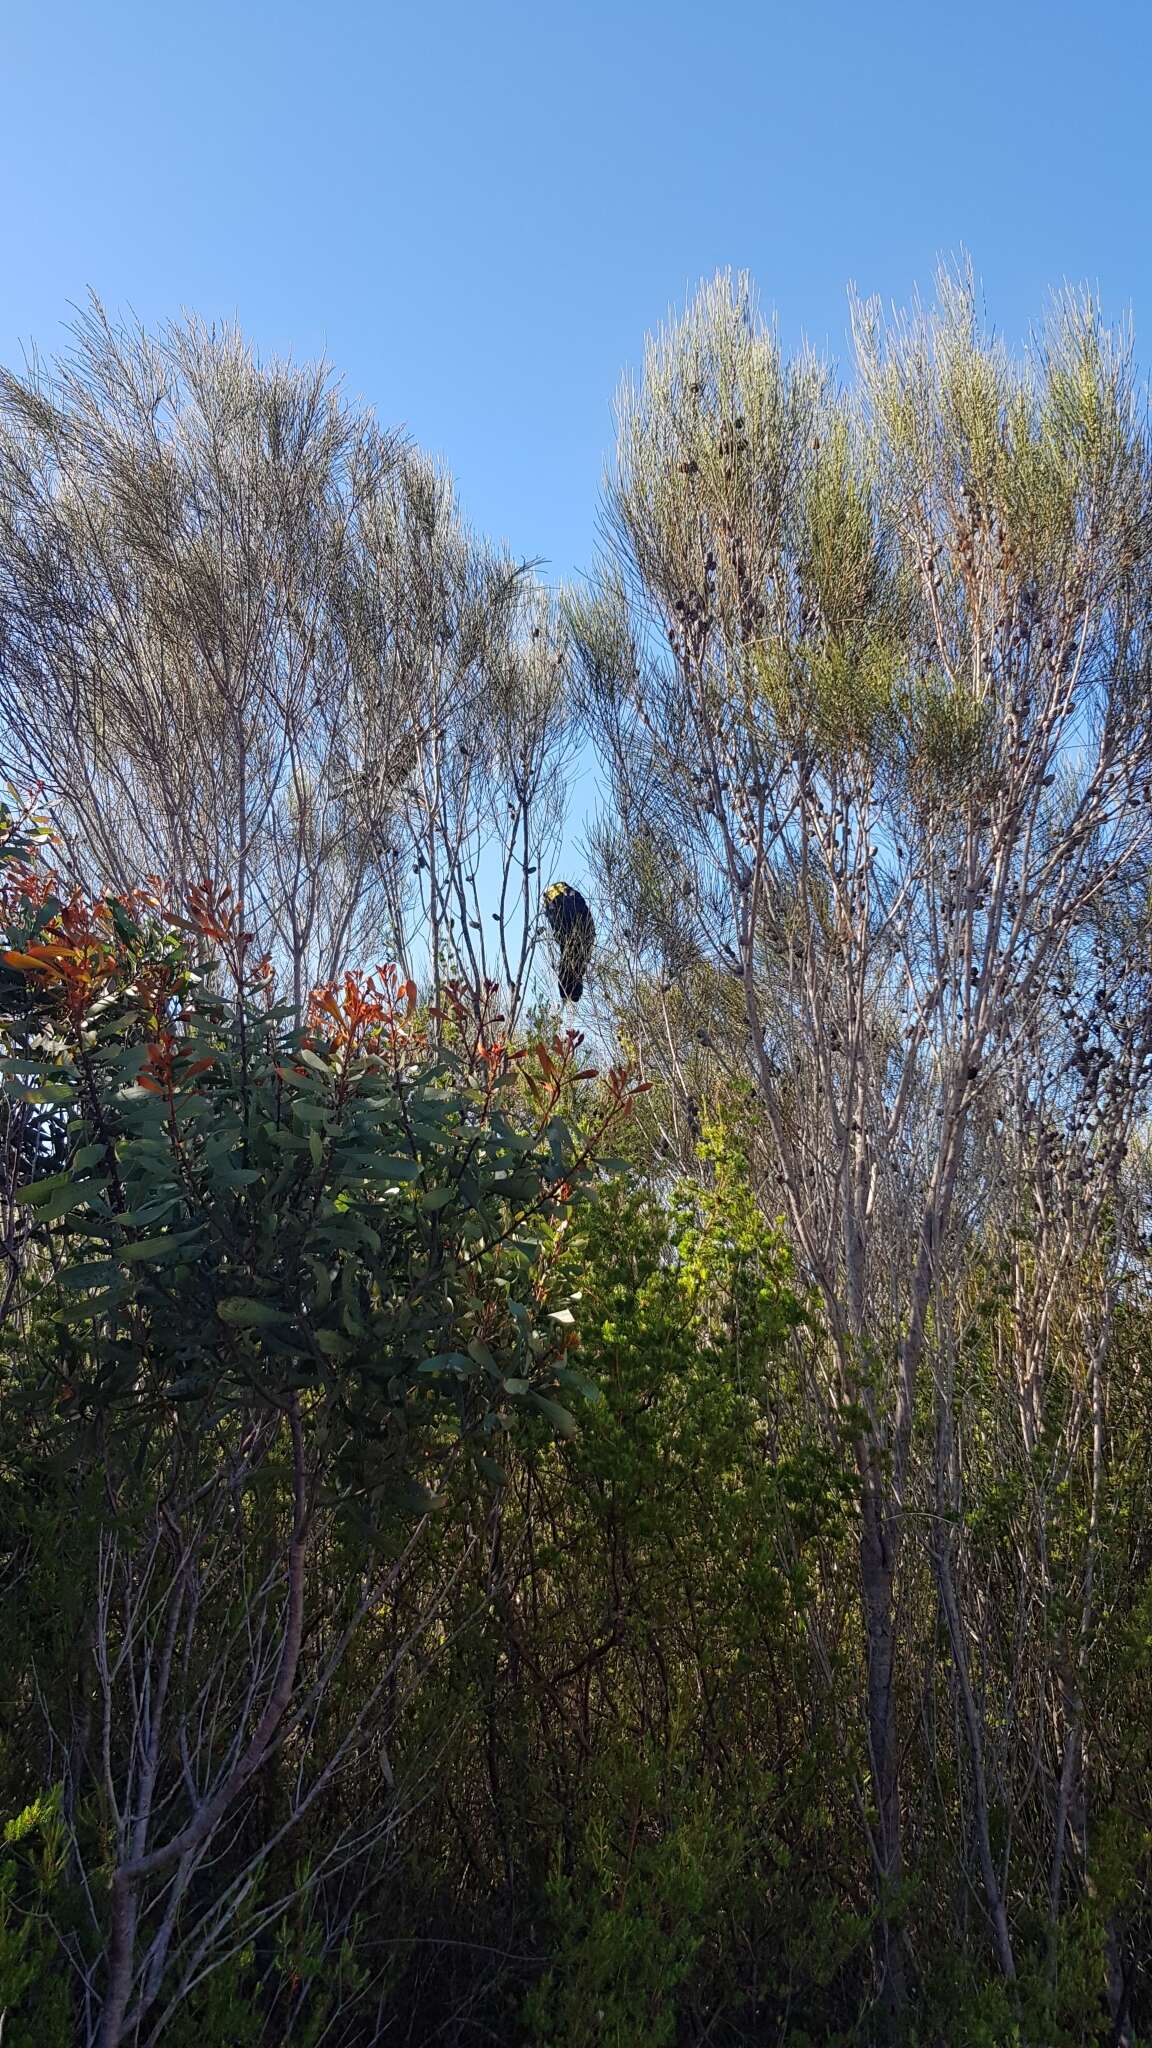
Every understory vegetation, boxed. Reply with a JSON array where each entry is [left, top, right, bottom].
[[2, 272, 1152, 2044]]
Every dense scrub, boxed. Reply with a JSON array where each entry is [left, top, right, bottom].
[[3, 274, 1152, 2044], [0, 855, 1148, 2044]]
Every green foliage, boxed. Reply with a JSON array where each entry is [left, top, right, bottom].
[[524, 1780, 742, 2047], [0, 1789, 72, 2047], [0, 838, 639, 2043], [0, 873, 626, 1499], [4, 266, 1152, 2046]]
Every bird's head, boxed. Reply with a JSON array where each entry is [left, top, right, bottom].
[[544, 882, 570, 904]]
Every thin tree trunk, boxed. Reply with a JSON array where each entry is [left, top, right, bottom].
[[859, 1468, 908, 2025], [933, 1539, 1016, 1978]]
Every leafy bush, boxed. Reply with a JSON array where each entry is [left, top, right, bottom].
[[0, 817, 640, 2044]]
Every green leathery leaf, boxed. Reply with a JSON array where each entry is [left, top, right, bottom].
[[313, 1328, 350, 1358], [28, 1183, 105, 1222], [378, 1157, 421, 1181], [418, 1352, 476, 1377], [72, 1143, 109, 1171], [216, 1297, 291, 1326], [60, 1260, 121, 1291], [527, 1393, 578, 1439], [116, 1195, 183, 1228], [291, 1100, 329, 1124], [118, 1230, 203, 1262], [296, 1048, 336, 1079], [15, 1174, 70, 1206], [304, 1256, 333, 1310]]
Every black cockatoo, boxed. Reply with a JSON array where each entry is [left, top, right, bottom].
[[543, 882, 595, 1003]]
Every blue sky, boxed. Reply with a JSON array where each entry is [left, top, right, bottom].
[[4, 0, 1149, 590], [2, 0, 1148, 870]]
